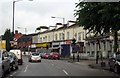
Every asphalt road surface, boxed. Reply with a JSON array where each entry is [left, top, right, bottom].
[[6, 56, 119, 77]]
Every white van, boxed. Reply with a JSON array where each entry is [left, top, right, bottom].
[[10, 49, 23, 65]]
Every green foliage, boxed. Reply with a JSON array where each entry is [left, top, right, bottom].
[[75, 2, 120, 35], [3, 29, 12, 51], [75, 2, 120, 53]]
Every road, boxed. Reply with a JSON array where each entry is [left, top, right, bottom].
[[6, 56, 119, 77]]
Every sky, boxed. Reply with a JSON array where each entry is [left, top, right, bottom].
[[0, 0, 79, 35]]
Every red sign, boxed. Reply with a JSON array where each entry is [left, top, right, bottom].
[[66, 41, 71, 44]]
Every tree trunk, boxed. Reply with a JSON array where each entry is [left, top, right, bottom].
[[113, 31, 118, 53]]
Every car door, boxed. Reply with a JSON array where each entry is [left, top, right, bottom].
[[13, 53, 18, 66], [2, 51, 10, 71]]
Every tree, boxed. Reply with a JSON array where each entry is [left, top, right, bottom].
[[75, 2, 120, 53], [3, 29, 12, 51]]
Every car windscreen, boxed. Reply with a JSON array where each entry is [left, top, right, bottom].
[[32, 53, 39, 56]]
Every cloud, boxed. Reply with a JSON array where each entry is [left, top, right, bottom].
[[0, 0, 78, 35]]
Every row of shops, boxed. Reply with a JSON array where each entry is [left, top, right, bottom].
[[31, 40, 84, 57]]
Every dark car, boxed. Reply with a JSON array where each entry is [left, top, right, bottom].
[[0, 50, 11, 78], [8, 52, 19, 71], [49, 52, 60, 60], [109, 53, 120, 73]]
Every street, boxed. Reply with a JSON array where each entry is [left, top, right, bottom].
[[6, 56, 119, 77]]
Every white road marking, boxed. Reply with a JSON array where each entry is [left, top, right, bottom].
[[63, 69, 69, 76], [24, 65, 28, 72], [10, 72, 17, 76]]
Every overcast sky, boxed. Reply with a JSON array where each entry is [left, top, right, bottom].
[[0, 0, 79, 35]]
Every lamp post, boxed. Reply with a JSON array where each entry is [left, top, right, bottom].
[[12, 0, 33, 35], [17, 27, 27, 34]]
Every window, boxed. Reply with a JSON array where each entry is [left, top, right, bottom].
[[62, 33, 65, 40], [40, 38, 42, 42], [55, 34, 57, 40], [48, 35, 50, 41], [59, 33, 61, 40], [82, 32, 85, 40], [67, 32, 69, 39], [78, 32, 81, 41], [74, 33, 77, 40]]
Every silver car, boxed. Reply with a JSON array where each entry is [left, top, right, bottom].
[[29, 52, 41, 62]]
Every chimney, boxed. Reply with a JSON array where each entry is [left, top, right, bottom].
[[15, 30, 18, 34]]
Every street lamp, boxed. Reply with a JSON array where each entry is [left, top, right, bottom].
[[12, 0, 33, 35], [51, 16, 65, 25], [17, 27, 27, 34]]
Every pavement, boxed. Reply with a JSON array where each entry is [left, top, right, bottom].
[[61, 57, 110, 71]]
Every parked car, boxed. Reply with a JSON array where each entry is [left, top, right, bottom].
[[49, 52, 60, 60], [39, 53, 44, 58], [29, 52, 41, 62], [10, 49, 23, 65], [8, 52, 19, 71], [0, 49, 11, 78], [43, 53, 50, 59], [109, 53, 120, 73]]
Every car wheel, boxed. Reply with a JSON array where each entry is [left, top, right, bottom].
[[15, 66, 19, 70], [11, 65, 14, 71], [29, 60, 31, 62], [1, 69, 5, 78], [7, 66, 11, 74], [12, 64, 16, 71], [114, 65, 119, 73], [39, 60, 41, 62], [109, 66, 113, 71]]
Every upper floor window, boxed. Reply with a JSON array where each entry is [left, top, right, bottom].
[[82, 32, 85, 40], [59, 33, 61, 40], [45, 36, 47, 41], [62, 33, 65, 40], [55, 34, 57, 41], [78, 32, 81, 41], [48, 35, 50, 41], [67, 32, 69, 39], [40, 37, 42, 43], [74, 33, 77, 40]]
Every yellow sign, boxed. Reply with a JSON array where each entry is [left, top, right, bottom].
[[0, 40, 6, 49], [36, 43, 47, 47]]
